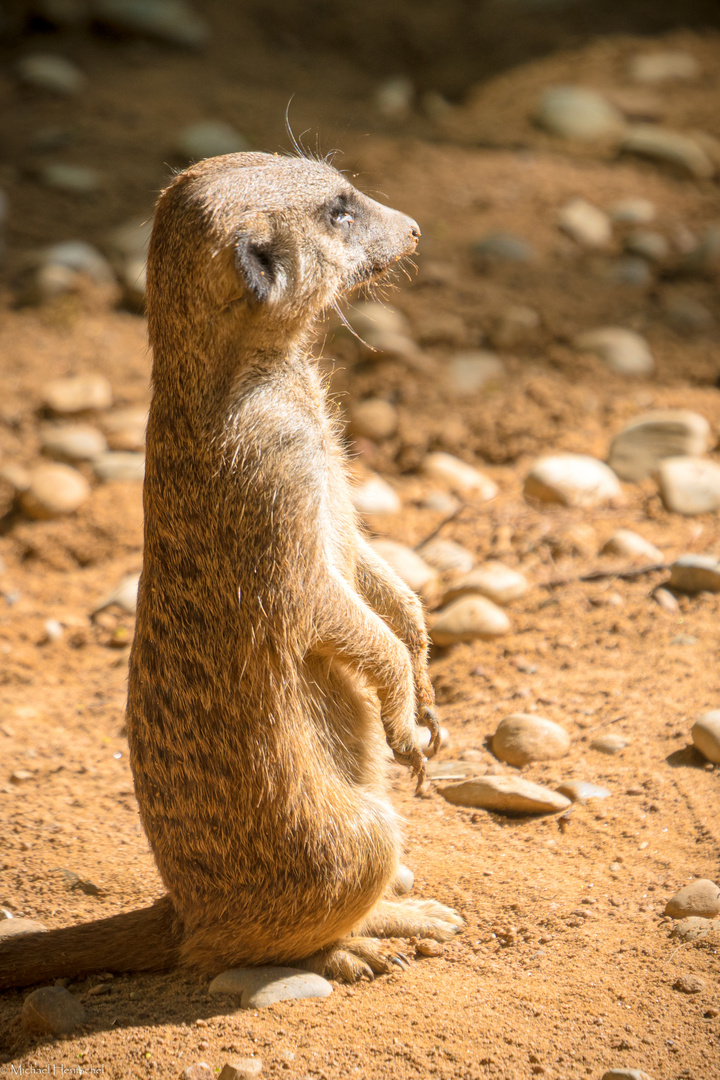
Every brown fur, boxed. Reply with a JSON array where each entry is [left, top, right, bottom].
[[0, 151, 461, 990]]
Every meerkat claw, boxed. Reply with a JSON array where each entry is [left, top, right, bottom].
[[418, 705, 441, 758]]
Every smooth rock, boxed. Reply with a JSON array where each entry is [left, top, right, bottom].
[[473, 232, 536, 263], [351, 474, 401, 516], [691, 711, 720, 763], [92, 572, 140, 617], [418, 538, 474, 576], [488, 305, 540, 349], [43, 373, 113, 414], [102, 406, 148, 450], [208, 966, 332, 1008], [41, 240, 116, 285], [673, 974, 705, 994], [17, 53, 84, 95], [492, 713, 571, 767], [426, 760, 481, 780], [40, 163, 102, 194], [591, 733, 630, 754], [349, 301, 409, 342], [442, 561, 529, 606], [22, 986, 86, 1035], [218, 1060, 263, 1080], [524, 454, 623, 508], [677, 225, 720, 277], [601, 529, 663, 562], [601, 1071, 653, 1080], [629, 51, 701, 83], [93, 451, 145, 482], [430, 596, 510, 646], [665, 879, 720, 918], [609, 410, 710, 482], [670, 916, 719, 942], [438, 775, 571, 815], [558, 199, 612, 248], [40, 422, 108, 462], [20, 463, 90, 519], [624, 230, 669, 262], [621, 126, 714, 179], [446, 351, 505, 394], [175, 121, 249, 160], [662, 292, 713, 334], [422, 452, 497, 500], [575, 327, 654, 378], [370, 540, 439, 602], [106, 216, 153, 261], [348, 399, 398, 441], [658, 458, 720, 516], [604, 258, 653, 288], [375, 76, 414, 119], [94, 0, 210, 48], [535, 85, 624, 140], [393, 864, 415, 895], [654, 586, 679, 613], [182, 1065, 213, 1080], [556, 780, 611, 802], [0, 917, 46, 940], [609, 198, 656, 224], [119, 256, 147, 304]]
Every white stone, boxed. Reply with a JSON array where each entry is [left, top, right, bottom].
[[446, 351, 505, 394], [93, 451, 145, 482], [16, 54, 85, 95], [535, 85, 624, 140], [102, 406, 148, 450], [575, 327, 654, 378], [629, 51, 701, 83], [430, 596, 510, 646], [590, 733, 630, 754], [621, 126, 714, 179], [92, 572, 141, 617], [43, 373, 113, 414], [20, 463, 90, 519], [417, 538, 474, 575], [601, 1070, 653, 1080], [417, 725, 450, 751], [492, 713, 571, 767], [348, 399, 398, 441], [658, 458, 720, 516], [438, 775, 571, 815], [351, 474, 401, 516], [175, 121, 249, 160], [370, 539, 439, 602], [609, 410, 711, 481], [692, 711, 720, 764], [40, 422, 108, 462], [670, 554, 720, 594], [392, 864, 415, 895], [665, 879, 720, 919], [94, 0, 210, 48], [209, 966, 332, 1008], [601, 529, 663, 562], [422, 452, 497, 500], [40, 163, 103, 193], [375, 76, 414, 118], [41, 240, 116, 285], [349, 301, 409, 340], [0, 917, 46, 939], [524, 453, 623, 508], [556, 780, 611, 802], [442, 561, 529, 606], [558, 199, 612, 248], [609, 198, 656, 225]]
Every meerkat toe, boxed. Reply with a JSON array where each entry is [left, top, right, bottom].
[[418, 705, 441, 758], [360, 898, 464, 943]]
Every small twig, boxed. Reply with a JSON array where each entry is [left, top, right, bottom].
[[541, 562, 670, 589], [413, 502, 467, 551]]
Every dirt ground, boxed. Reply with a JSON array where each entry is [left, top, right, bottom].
[[0, 5, 720, 1079]]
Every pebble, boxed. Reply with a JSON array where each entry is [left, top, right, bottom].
[[629, 51, 701, 83], [414, 938, 444, 957], [535, 85, 624, 141], [20, 463, 90, 519], [106, 216, 153, 261], [604, 258, 653, 288], [93, 451, 145, 482], [438, 775, 571, 815], [608, 409, 710, 482], [422, 452, 497, 500], [670, 553, 720, 594], [182, 1065, 213, 1080], [208, 966, 332, 1008], [558, 199, 612, 248], [218, 1060, 263, 1080], [393, 864, 414, 895], [348, 398, 398, 441], [430, 595, 510, 646], [556, 780, 611, 802], [621, 126, 714, 179], [417, 538, 474, 576], [654, 586, 679, 613], [93, 0, 211, 48], [574, 327, 654, 378], [92, 572, 140, 617], [691, 711, 720, 764], [16, 54, 85, 95], [370, 540, 439, 603], [524, 453, 623, 508], [673, 974, 705, 994], [442, 562, 529, 606], [601, 1071, 653, 1080], [43, 373, 113, 414], [590, 733, 630, 754], [658, 458, 720, 516], [601, 529, 663, 562], [624, 230, 669, 263], [39, 163, 103, 194], [350, 300, 409, 341], [677, 224, 720, 277], [662, 292, 713, 334], [609, 198, 656, 225], [488, 305, 540, 350], [21, 986, 86, 1035], [0, 917, 46, 939], [472, 232, 536, 263], [426, 760, 482, 780], [375, 76, 414, 119], [670, 916, 720, 942], [665, 879, 720, 919], [40, 422, 108, 462], [102, 406, 148, 451], [492, 713, 571, 767], [175, 121, 249, 160], [351, 474, 401, 516], [41, 240, 116, 286], [446, 351, 505, 394]]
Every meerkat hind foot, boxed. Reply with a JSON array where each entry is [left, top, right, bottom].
[[298, 937, 407, 983], [360, 898, 464, 942]]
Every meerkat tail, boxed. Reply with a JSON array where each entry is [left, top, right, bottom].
[[0, 896, 180, 990]]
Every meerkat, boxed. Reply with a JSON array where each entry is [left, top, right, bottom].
[[0, 151, 462, 989]]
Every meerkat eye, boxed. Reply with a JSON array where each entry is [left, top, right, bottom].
[[328, 197, 355, 228]]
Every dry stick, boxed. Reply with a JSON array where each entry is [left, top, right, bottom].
[[541, 562, 671, 590], [413, 502, 467, 550]]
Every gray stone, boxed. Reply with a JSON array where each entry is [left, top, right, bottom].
[[624, 230, 669, 262], [175, 121, 249, 160], [524, 454, 623, 508], [492, 713, 571, 767], [43, 373, 113, 414], [535, 85, 624, 140], [0, 917, 46, 940], [556, 780, 611, 802], [430, 595, 510, 646], [94, 0, 210, 48], [558, 199, 612, 248], [16, 54, 85, 95], [217, 1058, 263, 1080], [673, 974, 705, 994], [447, 351, 505, 394], [669, 554, 720, 594], [106, 216, 153, 261], [422, 452, 497, 500], [658, 458, 720, 516], [393, 864, 414, 895], [662, 293, 713, 334], [629, 51, 701, 83], [665, 879, 720, 918], [349, 301, 410, 343], [93, 451, 145, 483], [351, 474, 401, 516], [417, 539, 474, 576], [21, 463, 90, 519], [601, 1070, 653, 1080], [348, 399, 398, 441], [370, 540, 439, 603], [670, 916, 720, 942], [40, 422, 107, 462], [601, 529, 663, 562], [41, 241, 116, 285], [208, 966, 332, 1008], [442, 562, 529, 607], [438, 775, 571, 815], [473, 232, 536, 263], [621, 126, 714, 179], [677, 225, 720, 277], [487, 305, 540, 349], [604, 258, 653, 288], [40, 163, 102, 194], [590, 733, 630, 754], [575, 327, 654, 378], [608, 410, 710, 482], [691, 711, 720, 764], [22, 986, 86, 1035], [609, 198, 656, 224]]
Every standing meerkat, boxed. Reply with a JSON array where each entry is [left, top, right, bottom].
[[0, 151, 462, 989]]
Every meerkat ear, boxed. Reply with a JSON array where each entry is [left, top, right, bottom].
[[234, 234, 279, 303]]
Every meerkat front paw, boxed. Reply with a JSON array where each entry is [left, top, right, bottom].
[[391, 741, 426, 793], [417, 704, 441, 758], [300, 937, 409, 982]]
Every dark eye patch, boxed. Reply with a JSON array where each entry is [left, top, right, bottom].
[[328, 194, 356, 228]]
